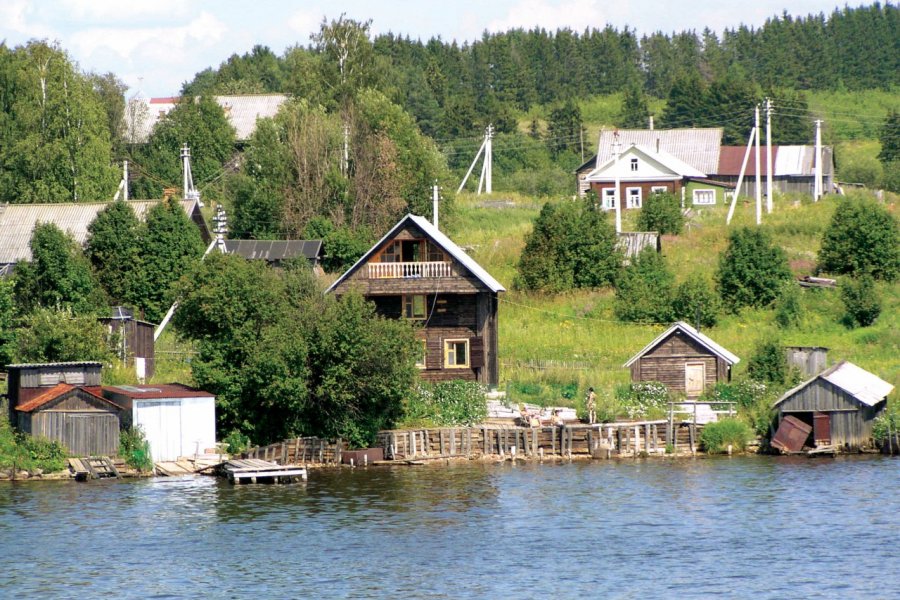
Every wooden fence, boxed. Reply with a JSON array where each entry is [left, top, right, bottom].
[[243, 437, 343, 465]]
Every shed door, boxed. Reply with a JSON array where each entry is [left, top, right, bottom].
[[813, 412, 831, 446], [685, 363, 706, 396], [135, 401, 182, 462]]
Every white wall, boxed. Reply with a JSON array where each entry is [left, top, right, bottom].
[[133, 397, 216, 462]]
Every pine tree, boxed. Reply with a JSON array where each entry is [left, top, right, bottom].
[[85, 200, 142, 306]]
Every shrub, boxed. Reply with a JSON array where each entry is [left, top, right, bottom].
[[841, 275, 882, 327], [700, 418, 754, 454], [20, 434, 68, 473], [119, 427, 153, 471], [406, 380, 487, 427], [671, 273, 720, 328], [702, 380, 771, 410], [716, 227, 792, 311], [637, 191, 683, 235], [614, 248, 675, 323], [747, 337, 788, 385], [223, 430, 251, 455], [615, 381, 669, 420], [774, 282, 804, 329], [818, 196, 899, 281]]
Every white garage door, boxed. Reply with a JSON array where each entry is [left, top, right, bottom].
[[134, 400, 182, 462]]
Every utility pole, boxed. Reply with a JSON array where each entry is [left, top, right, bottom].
[[814, 119, 823, 201], [755, 105, 762, 225], [766, 97, 773, 214], [181, 143, 201, 205], [727, 126, 756, 225], [432, 183, 440, 229], [342, 123, 350, 176], [613, 137, 622, 234], [485, 123, 493, 194], [458, 124, 493, 195]]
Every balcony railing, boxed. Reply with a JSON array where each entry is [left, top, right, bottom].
[[368, 261, 453, 279]]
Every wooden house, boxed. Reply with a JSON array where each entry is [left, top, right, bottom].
[[773, 361, 893, 451], [326, 214, 505, 386], [624, 322, 740, 397], [222, 239, 324, 272], [98, 307, 156, 381], [5, 362, 103, 424], [103, 384, 217, 462], [15, 384, 121, 456]]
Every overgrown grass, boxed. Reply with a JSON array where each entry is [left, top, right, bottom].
[[807, 89, 900, 141], [700, 419, 755, 454]]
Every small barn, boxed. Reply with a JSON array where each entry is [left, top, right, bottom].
[[624, 322, 740, 397], [6, 362, 103, 424], [15, 384, 121, 456], [98, 307, 156, 381], [103, 384, 216, 462], [773, 361, 893, 451]]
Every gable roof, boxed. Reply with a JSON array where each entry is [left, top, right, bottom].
[[585, 144, 706, 182], [0, 199, 207, 264], [102, 383, 214, 400], [597, 128, 723, 173], [222, 239, 322, 262], [326, 214, 505, 294], [775, 360, 894, 408], [624, 321, 740, 367], [16, 383, 118, 413]]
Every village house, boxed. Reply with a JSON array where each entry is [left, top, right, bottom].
[[772, 361, 893, 452], [327, 214, 505, 387], [624, 322, 740, 398], [222, 239, 324, 273]]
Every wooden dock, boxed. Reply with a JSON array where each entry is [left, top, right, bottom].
[[220, 458, 308, 484], [68, 457, 119, 481]]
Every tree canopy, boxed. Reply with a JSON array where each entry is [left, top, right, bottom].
[[716, 227, 792, 311], [818, 197, 900, 281]]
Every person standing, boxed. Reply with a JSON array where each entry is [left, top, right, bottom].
[[586, 387, 597, 424]]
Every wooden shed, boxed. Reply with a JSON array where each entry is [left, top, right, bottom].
[[15, 384, 121, 456], [773, 361, 893, 451], [6, 362, 102, 425], [99, 307, 156, 381], [624, 322, 740, 397]]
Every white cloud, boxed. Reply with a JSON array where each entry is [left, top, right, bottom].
[[58, 0, 188, 23], [0, 0, 56, 39], [287, 10, 320, 43], [487, 0, 616, 34]]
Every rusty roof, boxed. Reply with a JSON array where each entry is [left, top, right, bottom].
[[716, 146, 776, 176], [16, 383, 116, 412], [102, 383, 214, 399]]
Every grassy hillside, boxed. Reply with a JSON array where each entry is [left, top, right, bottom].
[[450, 191, 899, 406]]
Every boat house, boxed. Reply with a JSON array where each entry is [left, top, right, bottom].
[[624, 322, 739, 397], [326, 214, 505, 386], [773, 361, 893, 451]]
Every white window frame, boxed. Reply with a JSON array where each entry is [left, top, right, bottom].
[[650, 186, 668, 195], [626, 187, 642, 209], [630, 158, 639, 172], [403, 294, 427, 319], [692, 188, 716, 205], [444, 339, 470, 369], [602, 188, 616, 210]]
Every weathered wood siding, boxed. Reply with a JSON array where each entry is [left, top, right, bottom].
[[632, 331, 727, 395], [7, 364, 103, 422], [19, 411, 119, 456], [777, 379, 885, 449]]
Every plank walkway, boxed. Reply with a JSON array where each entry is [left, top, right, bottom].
[[220, 458, 308, 484], [68, 457, 118, 481]]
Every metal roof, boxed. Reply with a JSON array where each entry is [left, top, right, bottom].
[[596, 128, 723, 174], [624, 321, 740, 367], [616, 232, 661, 261], [776, 360, 894, 408], [326, 214, 506, 294], [15, 383, 116, 413], [0, 199, 202, 264], [716, 145, 833, 177], [125, 94, 288, 143], [586, 144, 707, 181], [6, 361, 103, 369], [223, 239, 322, 262], [716, 146, 774, 176], [102, 383, 214, 400]]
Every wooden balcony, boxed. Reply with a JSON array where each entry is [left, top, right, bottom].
[[367, 261, 453, 279]]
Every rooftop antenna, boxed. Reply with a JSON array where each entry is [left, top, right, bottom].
[[181, 143, 202, 207]]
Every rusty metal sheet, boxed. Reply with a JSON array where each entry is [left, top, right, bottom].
[[813, 412, 831, 445], [772, 415, 812, 453], [341, 448, 384, 465]]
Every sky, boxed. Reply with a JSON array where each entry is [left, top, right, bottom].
[[1, 0, 852, 97]]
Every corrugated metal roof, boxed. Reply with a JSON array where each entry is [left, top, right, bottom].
[[717, 145, 832, 177], [774, 145, 813, 176], [624, 321, 740, 367], [616, 232, 660, 260], [586, 144, 706, 181], [775, 360, 894, 408], [596, 129, 723, 173], [326, 214, 506, 294], [6, 361, 103, 369], [125, 94, 287, 143], [102, 383, 214, 399], [0, 199, 200, 264], [223, 239, 322, 262], [716, 146, 775, 176]]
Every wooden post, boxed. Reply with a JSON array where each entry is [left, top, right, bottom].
[[450, 428, 457, 456], [532, 428, 538, 458], [552, 427, 557, 455], [689, 423, 696, 454], [644, 424, 651, 454]]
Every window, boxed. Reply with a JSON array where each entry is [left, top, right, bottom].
[[426, 240, 444, 262], [630, 158, 639, 172], [416, 339, 427, 369], [626, 187, 642, 209], [403, 294, 427, 319], [651, 186, 668, 194], [381, 241, 401, 263], [693, 189, 716, 205], [602, 188, 616, 210], [444, 339, 470, 368]]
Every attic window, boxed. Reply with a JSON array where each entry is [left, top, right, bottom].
[[630, 158, 639, 172]]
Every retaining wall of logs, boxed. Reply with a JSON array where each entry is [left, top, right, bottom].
[[243, 436, 342, 465]]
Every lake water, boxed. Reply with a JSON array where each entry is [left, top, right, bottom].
[[1, 456, 897, 599]]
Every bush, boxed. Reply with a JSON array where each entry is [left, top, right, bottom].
[[773, 282, 804, 329], [747, 337, 788, 385], [671, 274, 720, 328], [818, 196, 900, 281], [20, 435, 68, 473], [702, 380, 777, 437], [223, 430, 251, 455], [637, 192, 683, 235], [406, 380, 487, 427], [614, 248, 675, 323], [841, 275, 882, 327], [119, 426, 153, 471], [615, 381, 669, 420], [700, 418, 754, 454], [717, 227, 792, 311]]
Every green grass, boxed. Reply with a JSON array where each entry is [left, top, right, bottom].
[[807, 88, 900, 141], [447, 192, 900, 405]]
